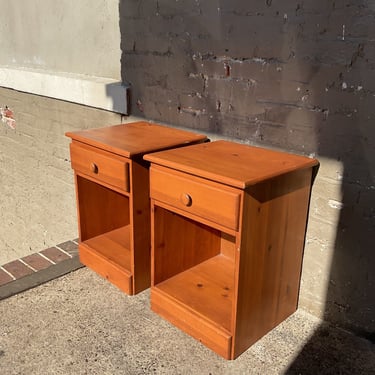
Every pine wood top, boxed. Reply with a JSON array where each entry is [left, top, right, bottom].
[[144, 140, 319, 189], [66, 121, 207, 158]]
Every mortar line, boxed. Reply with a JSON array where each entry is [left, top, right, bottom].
[[38, 252, 56, 265], [0, 266, 16, 280], [55, 245, 73, 258], [18, 258, 38, 272]]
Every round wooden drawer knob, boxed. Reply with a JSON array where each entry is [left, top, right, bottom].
[[90, 162, 99, 174], [180, 193, 192, 207]]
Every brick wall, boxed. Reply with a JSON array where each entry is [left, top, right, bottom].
[[0, 88, 124, 265], [120, 1, 375, 336], [120, 1, 373, 151]]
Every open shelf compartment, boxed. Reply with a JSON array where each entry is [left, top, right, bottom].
[[82, 226, 131, 270], [76, 175, 133, 294], [151, 205, 236, 358]]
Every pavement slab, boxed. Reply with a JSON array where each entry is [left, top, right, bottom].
[[0, 268, 374, 375]]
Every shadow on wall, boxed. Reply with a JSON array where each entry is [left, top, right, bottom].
[[285, 1, 375, 372], [119, 0, 375, 370]]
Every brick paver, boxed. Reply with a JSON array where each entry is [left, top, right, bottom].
[[0, 268, 14, 286], [57, 240, 79, 257], [2, 260, 34, 279], [0, 240, 81, 301], [22, 253, 53, 271], [40, 247, 71, 264]]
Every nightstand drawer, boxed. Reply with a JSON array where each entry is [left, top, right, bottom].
[[150, 166, 241, 230], [70, 142, 129, 192]]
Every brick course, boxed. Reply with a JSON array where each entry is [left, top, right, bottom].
[[0, 240, 82, 299]]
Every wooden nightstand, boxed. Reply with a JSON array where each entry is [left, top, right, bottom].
[[66, 121, 207, 295], [144, 140, 319, 359]]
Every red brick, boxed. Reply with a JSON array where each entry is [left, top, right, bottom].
[[2, 260, 34, 279], [0, 268, 14, 286], [22, 253, 53, 271], [56, 241, 78, 257], [40, 247, 70, 264]]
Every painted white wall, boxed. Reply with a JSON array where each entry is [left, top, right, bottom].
[[0, 0, 127, 113], [0, 0, 121, 78]]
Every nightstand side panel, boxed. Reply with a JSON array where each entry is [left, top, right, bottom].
[[233, 168, 314, 358]]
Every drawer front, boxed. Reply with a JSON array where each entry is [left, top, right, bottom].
[[150, 166, 241, 230], [70, 142, 129, 192]]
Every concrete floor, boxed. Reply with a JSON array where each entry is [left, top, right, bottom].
[[1, 268, 374, 375]]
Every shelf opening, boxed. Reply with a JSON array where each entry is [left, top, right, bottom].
[[152, 205, 236, 332], [82, 225, 131, 271], [76, 175, 130, 241], [76, 176, 131, 272]]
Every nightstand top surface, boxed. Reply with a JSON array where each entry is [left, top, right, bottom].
[[66, 122, 207, 158], [144, 140, 319, 188]]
